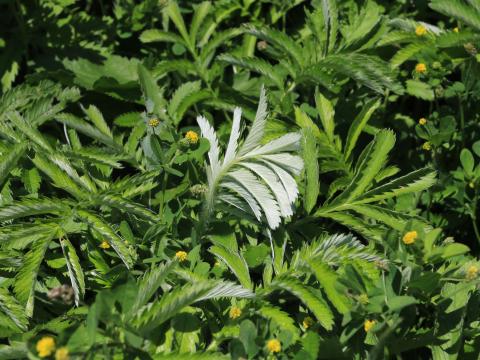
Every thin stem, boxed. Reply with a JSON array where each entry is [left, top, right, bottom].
[[472, 187, 480, 244], [458, 95, 465, 149], [159, 150, 180, 219]]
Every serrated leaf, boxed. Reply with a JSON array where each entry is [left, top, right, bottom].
[[209, 245, 252, 289], [76, 210, 136, 269], [60, 237, 85, 306], [406, 80, 434, 101], [14, 232, 54, 316], [140, 29, 185, 44], [344, 98, 381, 160], [22, 168, 41, 195], [0, 143, 27, 189], [315, 92, 335, 142], [0, 288, 29, 332], [330, 130, 395, 206], [269, 277, 334, 330], [138, 64, 167, 117], [168, 81, 202, 124], [302, 128, 319, 213]]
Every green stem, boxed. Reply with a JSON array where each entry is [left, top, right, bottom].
[[159, 150, 179, 219], [472, 187, 480, 245], [458, 95, 465, 149]]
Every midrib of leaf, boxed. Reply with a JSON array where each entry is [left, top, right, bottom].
[[199, 152, 266, 233]]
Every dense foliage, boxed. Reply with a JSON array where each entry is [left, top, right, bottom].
[[1, 0, 480, 359]]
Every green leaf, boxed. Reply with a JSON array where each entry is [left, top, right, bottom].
[[243, 244, 270, 268], [135, 281, 252, 332], [63, 55, 139, 98], [390, 42, 426, 68], [22, 168, 41, 195], [60, 238, 85, 306], [95, 194, 158, 223], [209, 245, 252, 289], [258, 305, 300, 342], [472, 140, 480, 157], [0, 198, 69, 222], [349, 204, 423, 231], [306, 260, 350, 314], [244, 25, 304, 68], [0, 142, 27, 189], [190, 2, 212, 45], [355, 167, 436, 204], [302, 128, 320, 213], [388, 296, 417, 312], [135, 282, 213, 331], [441, 243, 470, 259], [138, 64, 167, 118], [239, 319, 259, 358], [321, 0, 339, 53], [294, 107, 322, 139], [318, 54, 402, 94], [199, 28, 244, 65], [430, 0, 480, 31], [63, 147, 125, 169], [166, 1, 191, 46], [7, 112, 52, 152], [330, 130, 396, 206], [341, 0, 382, 50], [460, 148, 475, 176], [14, 232, 54, 316], [0, 343, 28, 359], [319, 212, 383, 242], [269, 277, 334, 330], [0, 288, 29, 332], [139, 29, 185, 44], [56, 113, 122, 151], [406, 80, 434, 101], [315, 92, 335, 143], [83, 105, 112, 138], [32, 154, 87, 199], [153, 353, 228, 360], [218, 54, 284, 89], [168, 81, 202, 124], [76, 210, 136, 269], [131, 261, 177, 314], [300, 332, 321, 359], [344, 98, 381, 160]]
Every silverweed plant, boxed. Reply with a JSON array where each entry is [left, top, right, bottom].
[[0, 0, 480, 359]]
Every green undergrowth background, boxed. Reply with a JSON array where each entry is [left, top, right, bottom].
[[0, 0, 480, 359]]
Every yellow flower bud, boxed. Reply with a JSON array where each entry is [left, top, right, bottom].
[[36, 336, 56, 358], [185, 130, 199, 145], [266, 339, 281, 353], [175, 250, 188, 262], [466, 265, 479, 280], [403, 230, 418, 245], [364, 319, 376, 332], [358, 294, 369, 305], [415, 25, 427, 36], [99, 241, 110, 249], [55, 347, 70, 360], [229, 306, 242, 319], [148, 118, 160, 127], [419, 118, 427, 125], [415, 63, 427, 74]]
